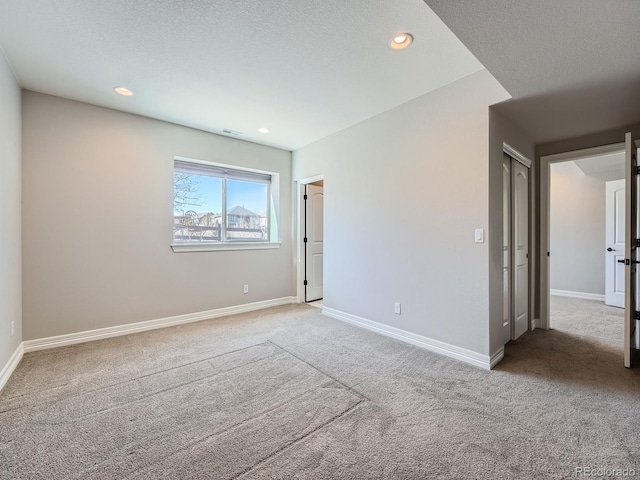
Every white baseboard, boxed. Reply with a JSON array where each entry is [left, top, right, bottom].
[[0, 342, 24, 392], [23, 296, 297, 353], [531, 318, 538, 330], [322, 307, 498, 370], [490, 347, 505, 369], [550, 289, 605, 301]]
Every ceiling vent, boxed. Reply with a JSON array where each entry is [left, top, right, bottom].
[[222, 128, 243, 136]]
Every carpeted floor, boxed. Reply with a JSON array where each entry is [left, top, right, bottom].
[[1, 299, 639, 479]]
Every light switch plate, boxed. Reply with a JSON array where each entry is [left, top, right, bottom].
[[474, 229, 484, 243]]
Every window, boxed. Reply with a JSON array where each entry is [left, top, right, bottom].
[[173, 158, 277, 250]]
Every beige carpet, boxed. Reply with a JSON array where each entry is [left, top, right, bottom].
[[1, 300, 639, 479]]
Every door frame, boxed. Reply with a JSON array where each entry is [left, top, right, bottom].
[[539, 142, 625, 329], [295, 174, 324, 304]]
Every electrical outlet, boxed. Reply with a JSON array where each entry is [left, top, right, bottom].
[[394, 302, 401, 315], [11, 320, 14, 336], [243, 285, 249, 294]]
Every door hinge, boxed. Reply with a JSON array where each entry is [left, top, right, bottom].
[[635, 165, 640, 175], [304, 194, 308, 200], [303, 237, 307, 243], [636, 239, 640, 248], [635, 311, 640, 320], [304, 280, 308, 286]]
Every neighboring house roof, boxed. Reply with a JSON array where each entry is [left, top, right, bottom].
[[227, 205, 258, 217]]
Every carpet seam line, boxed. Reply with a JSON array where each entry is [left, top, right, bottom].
[[1, 342, 279, 416], [88, 384, 356, 480], [48, 351, 290, 424], [266, 340, 369, 401], [232, 399, 366, 480]]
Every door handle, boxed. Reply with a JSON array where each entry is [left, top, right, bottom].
[[618, 259, 625, 263], [607, 247, 614, 252]]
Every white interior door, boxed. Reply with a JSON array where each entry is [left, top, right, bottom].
[[624, 133, 639, 367], [305, 184, 323, 302], [605, 179, 625, 308], [503, 155, 511, 331], [512, 159, 529, 340]]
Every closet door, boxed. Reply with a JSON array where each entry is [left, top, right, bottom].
[[503, 155, 512, 335], [511, 158, 529, 340]]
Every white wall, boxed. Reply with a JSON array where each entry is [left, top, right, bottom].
[[0, 50, 22, 368], [22, 92, 293, 340], [293, 69, 509, 357], [550, 161, 605, 295]]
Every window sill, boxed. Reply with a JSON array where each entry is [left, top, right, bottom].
[[171, 242, 281, 253]]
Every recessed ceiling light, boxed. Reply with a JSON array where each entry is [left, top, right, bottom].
[[258, 127, 270, 134], [114, 86, 134, 96], [390, 33, 413, 50]]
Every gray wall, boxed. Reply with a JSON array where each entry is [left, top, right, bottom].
[[0, 51, 22, 368], [550, 161, 605, 295], [22, 92, 293, 340], [488, 108, 535, 355], [292, 69, 510, 357]]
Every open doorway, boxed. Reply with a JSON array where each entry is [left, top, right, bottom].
[[540, 142, 636, 361], [304, 181, 323, 304], [549, 150, 626, 305], [296, 175, 324, 306]]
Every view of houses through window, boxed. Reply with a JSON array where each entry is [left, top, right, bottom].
[[173, 160, 270, 243]]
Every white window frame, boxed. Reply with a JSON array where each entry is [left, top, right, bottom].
[[171, 156, 281, 253]]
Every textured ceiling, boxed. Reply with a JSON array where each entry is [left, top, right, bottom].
[[574, 152, 625, 182], [425, 0, 640, 144], [0, 0, 483, 151]]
